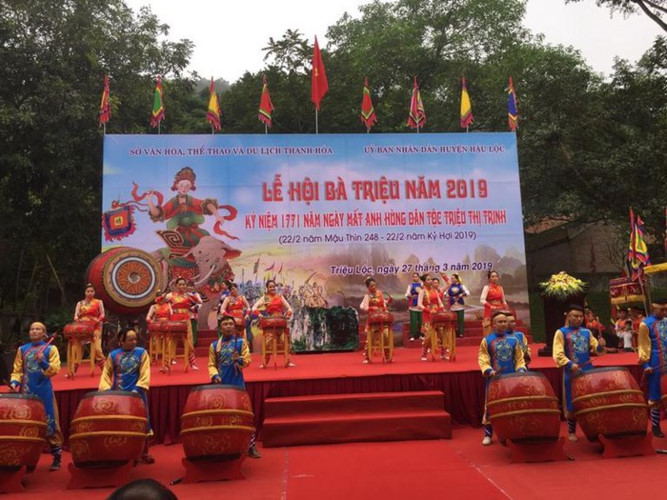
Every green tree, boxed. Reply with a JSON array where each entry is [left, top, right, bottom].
[[566, 1, 667, 32]]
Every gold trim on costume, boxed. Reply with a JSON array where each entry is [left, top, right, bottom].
[[486, 395, 558, 407], [180, 424, 255, 435], [572, 389, 644, 404], [488, 409, 561, 419], [69, 431, 148, 439], [574, 403, 647, 417], [181, 409, 254, 419]]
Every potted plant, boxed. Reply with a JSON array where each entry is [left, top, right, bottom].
[[537, 272, 586, 357]]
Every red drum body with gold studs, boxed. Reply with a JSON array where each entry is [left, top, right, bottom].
[[180, 385, 255, 461], [0, 394, 47, 471]]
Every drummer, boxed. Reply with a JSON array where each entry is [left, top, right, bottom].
[[505, 311, 531, 366], [10, 322, 63, 470], [208, 313, 260, 459], [478, 311, 526, 445], [553, 304, 606, 442], [637, 298, 667, 437], [359, 277, 392, 364], [68, 283, 106, 377], [219, 283, 251, 338], [418, 275, 446, 361], [251, 279, 294, 368], [99, 328, 154, 464]]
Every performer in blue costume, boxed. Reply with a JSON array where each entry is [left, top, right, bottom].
[[10, 322, 63, 470], [505, 311, 531, 366], [553, 304, 606, 442], [99, 328, 154, 464], [405, 273, 423, 341], [637, 299, 667, 437], [478, 311, 526, 446], [446, 273, 469, 337], [208, 313, 260, 458]]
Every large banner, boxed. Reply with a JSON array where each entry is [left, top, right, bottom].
[[102, 133, 529, 350]]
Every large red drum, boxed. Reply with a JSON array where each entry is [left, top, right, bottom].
[[180, 385, 255, 461], [572, 367, 648, 442], [368, 312, 393, 326], [431, 312, 456, 327], [487, 371, 561, 444], [63, 321, 96, 341], [260, 316, 287, 330], [86, 247, 164, 316], [147, 320, 187, 334], [0, 394, 47, 471], [69, 390, 149, 468]]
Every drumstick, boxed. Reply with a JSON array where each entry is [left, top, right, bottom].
[[640, 362, 667, 385], [38, 335, 55, 355]]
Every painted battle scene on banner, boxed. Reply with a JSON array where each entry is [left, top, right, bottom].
[[102, 133, 529, 351]]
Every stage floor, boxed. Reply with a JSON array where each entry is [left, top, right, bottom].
[[51, 344, 640, 390]]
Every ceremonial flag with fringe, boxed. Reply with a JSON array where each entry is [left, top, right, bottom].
[[508, 76, 518, 131], [253, 257, 260, 274], [628, 208, 650, 280], [460, 77, 473, 129], [406, 76, 425, 129], [311, 36, 329, 111], [206, 77, 221, 131], [99, 74, 110, 126], [258, 75, 275, 127], [150, 75, 165, 128], [360, 77, 377, 130]]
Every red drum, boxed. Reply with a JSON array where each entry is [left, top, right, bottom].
[[63, 321, 96, 340], [260, 316, 287, 330], [180, 385, 255, 461], [0, 394, 47, 471], [368, 312, 394, 326], [86, 247, 164, 316], [147, 320, 187, 334], [69, 390, 149, 468], [662, 375, 667, 411], [431, 312, 456, 328], [487, 371, 561, 444], [572, 367, 648, 442]]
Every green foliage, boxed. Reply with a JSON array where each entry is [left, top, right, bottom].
[[566, 1, 667, 32]]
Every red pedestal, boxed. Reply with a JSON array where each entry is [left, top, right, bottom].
[[507, 437, 568, 463], [67, 461, 133, 489], [0, 466, 27, 493], [598, 434, 655, 459], [181, 456, 245, 483]]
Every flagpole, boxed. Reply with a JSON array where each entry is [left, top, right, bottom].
[[315, 109, 319, 134], [211, 125, 214, 135], [103, 123, 106, 135], [265, 123, 268, 135], [158, 122, 161, 135]]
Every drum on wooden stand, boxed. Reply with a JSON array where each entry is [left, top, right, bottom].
[[367, 312, 394, 363], [487, 371, 561, 444], [0, 394, 47, 471], [572, 367, 648, 442], [69, 390, 149, 468], [63, 322, 96, 341]]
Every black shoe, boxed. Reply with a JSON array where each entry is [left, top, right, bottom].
[[50, 454, 61, 471], [247, 445, 262, 459], [653, 426, 665, 438]]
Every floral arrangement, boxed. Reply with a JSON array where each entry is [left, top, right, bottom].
[[539, 272, 586, 300]]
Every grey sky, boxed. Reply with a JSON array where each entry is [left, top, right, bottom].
[[125, 0, 663, 81]]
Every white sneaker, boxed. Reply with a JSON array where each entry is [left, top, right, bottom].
[[171, 360, 177, 365], [568, 433, 578, 442], [362, 359, 370, 365], [482, 436, 492, 446], [259, 364, 266, 369], [420, 356, 428, 362], [287, 362, 296, 367], [191, 364, 199, 371], [409, 338, 415, 342]]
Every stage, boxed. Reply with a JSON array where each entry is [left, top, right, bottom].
[[48, 344, 644, 445]]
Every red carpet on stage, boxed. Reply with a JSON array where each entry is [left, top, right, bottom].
[[45, 345, 644, 445]]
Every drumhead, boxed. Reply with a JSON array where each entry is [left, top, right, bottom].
[[82, 390, 142, 399], [0, 393, 42, 402], [189, 384, 249, 393]]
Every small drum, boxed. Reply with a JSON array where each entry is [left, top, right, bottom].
[[0, 394, 47, 471], [181, 385, 255, 461], [69, 390, 149, 468], [431, 312, 456, 328], [368, 312, 394, 326], [487, 372, 561, 444], [63, 321, 95, 340], [148, 320, 187, 334], [572, 367, 648, 442], [260, 316, 287, 330]]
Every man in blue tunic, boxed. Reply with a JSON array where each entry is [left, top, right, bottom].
[[209, 313, 260, 458], [553, 304, 606, 442], [99, 328, 154, 464], [478, 311, 526, 446], [10, 322, 63, 470], [637, 299, 667, 437], [505, 311, 531, 366]]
